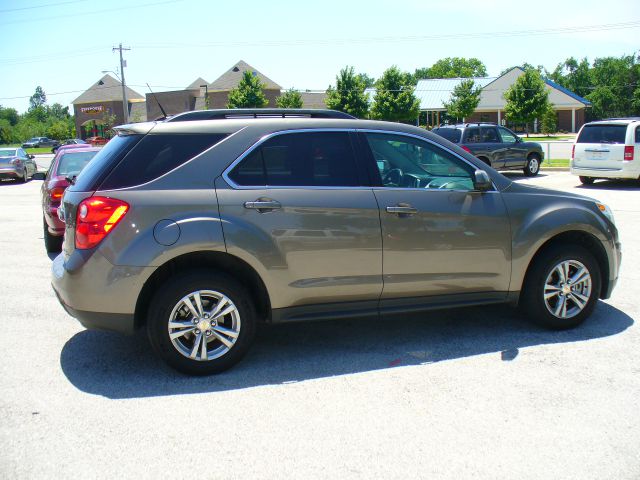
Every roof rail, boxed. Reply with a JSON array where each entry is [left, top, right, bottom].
[[166, 108, 356, 122], [600, 117, 640, 121]]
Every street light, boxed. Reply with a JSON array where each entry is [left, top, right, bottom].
[[102, 69, 128, 124]]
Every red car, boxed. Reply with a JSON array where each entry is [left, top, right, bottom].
[[85, 136, 108, 146], [41, 145, 101, 252]]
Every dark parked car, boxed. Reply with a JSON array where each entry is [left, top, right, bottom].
[[432, 123, 544, 176], [39, 145, 100, 252], [22, 137, 60, 148], [0, 147, 38, 182], [52, 109, 619, 375], [52, 138, 86, 153]]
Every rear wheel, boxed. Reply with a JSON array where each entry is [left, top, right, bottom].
[[147, 270, 257, 375], [579, 176, 595, 185], [43, 217, 63, 253], [522, 245, 600, 329], [523, 154, 541, 176]]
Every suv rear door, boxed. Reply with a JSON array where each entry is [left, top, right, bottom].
[[464, 126, 506, 167], [360, 131, 511, 307], [217, 130, 383, 312], [573, 123, 630, 170]]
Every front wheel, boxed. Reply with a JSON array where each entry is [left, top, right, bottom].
[[147, 270, 257, 375], [521, 245, 601, 329], [523, 154, 541, 177]]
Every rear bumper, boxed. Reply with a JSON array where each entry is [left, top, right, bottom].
[[0, 167, 21, 179], [571, 164, 640, 180], [51, 251, 154, 334]]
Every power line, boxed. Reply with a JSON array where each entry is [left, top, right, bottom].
[[0, 0, 89, 13], [0, 0, 184, 25]]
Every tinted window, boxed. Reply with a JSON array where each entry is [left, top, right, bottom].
[[464, 127, 481, 143], [100, 133, 227, 190], [498, 127, 517, 143], [432, 128, 461, 143], [229, 132, 360, 187], [365, 133, 475, 190], [71, 135, 141, 192], [635, 126, 639, 143], [481, 127, 500, 143], [57, 150, 99, 177], [577, 124, 627, 144]]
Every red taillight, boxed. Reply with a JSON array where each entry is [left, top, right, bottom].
[[461, 145, 472, 153], [50, 187, 65, 202], [75, 196, 129, 249], [624, 146, 634, 161], [571, 145, 575, 160]]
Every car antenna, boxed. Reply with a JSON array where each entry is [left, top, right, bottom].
[[146, 83, 168, 120]]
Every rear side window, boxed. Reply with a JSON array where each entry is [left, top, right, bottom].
[[464, 127, 481, 143], [636, 126, 640, 143], [228, 132, 360, 187], [432, 128, 461, 143], [577, 124, 628, 144], [71, 135, 141, 192], [481, 127, 500, 143], [100, 133, 227, 190]]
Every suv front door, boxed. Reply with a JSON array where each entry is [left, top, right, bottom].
[[361, 131, 511, 308], [217, 130, 383, 313]]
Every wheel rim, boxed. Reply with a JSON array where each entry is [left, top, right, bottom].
[[167, 290, 241, 362], [529, 158, 539, 173], [543, 260, 592, 319]]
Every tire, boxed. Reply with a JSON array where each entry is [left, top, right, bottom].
[[521, 245, 601, 329], [19, 168, 28, 183], [44, 217, 63, 253], [147, 270, 257, 375], [523, 154, 541, 177], [579, 176, 595, 185]]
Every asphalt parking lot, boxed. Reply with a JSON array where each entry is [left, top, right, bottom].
[[1, 171, 638, 479]]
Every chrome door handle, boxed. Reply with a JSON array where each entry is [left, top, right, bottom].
[[386, 205, 417, 215], [244, 200, 281, 210]]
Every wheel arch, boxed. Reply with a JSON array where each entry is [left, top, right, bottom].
[[134, 251, 271, 330], [519, 230, 609, 303]]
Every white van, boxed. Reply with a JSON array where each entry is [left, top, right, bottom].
[[571, 118, 640, 184]]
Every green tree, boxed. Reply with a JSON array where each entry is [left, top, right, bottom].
[[540, 106, 557, 135], [0, 119, 14, 144], [29, 86, 47, 111], [47, 120, 71, 140], [549, 57, 592, 99], [414, 57, 487, 83], [276, 88, 303, 108], [504, 69, 550, 136], [356, 73, 375, 88], [0, 106, 19, 126], [444, 79, 481, 121], [371, 66, 420, 123], [325, 66, 370, 118], [227, 71, 269, 108], [101, 110, 117, 138], [47, 103, 71, 120]]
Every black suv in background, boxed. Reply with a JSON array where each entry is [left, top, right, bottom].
[[432, 123, 544, 176]]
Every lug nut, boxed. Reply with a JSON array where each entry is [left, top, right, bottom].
[[195, 329, 200, 334], [205, 331, 212, 336]]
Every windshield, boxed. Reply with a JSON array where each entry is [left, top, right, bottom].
[[577, 124, 627, 144], [0, 149, 17, 157], [56, 150, 99, 177]]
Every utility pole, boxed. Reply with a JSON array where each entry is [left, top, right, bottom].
[[113, 43, 130, 123]]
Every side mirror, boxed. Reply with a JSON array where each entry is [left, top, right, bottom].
[[29, 154, 35, 159], [32, 172, 46, 180], [473, 170, 492, 192]]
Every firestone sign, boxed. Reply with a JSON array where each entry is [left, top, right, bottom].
[[80, 105, 104, 114]]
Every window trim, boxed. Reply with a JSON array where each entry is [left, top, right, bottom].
[[222, 128, 495, 192]]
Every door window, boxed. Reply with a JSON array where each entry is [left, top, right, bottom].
[[481, 127, 500, 143], [228, 132, 360, 187], [464, 127, 481, 143], [498, 127, 517, 143], [365, 133, 475, 190]]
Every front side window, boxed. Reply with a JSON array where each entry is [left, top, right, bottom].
[[365, 133, 475, 190], [228, 131, 360, 187], [498, 127, 517, 143], [464, 127, 481, 143]]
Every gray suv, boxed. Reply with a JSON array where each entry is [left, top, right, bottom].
[[52, 109, 621, 375]]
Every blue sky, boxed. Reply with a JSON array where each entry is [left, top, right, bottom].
[[1, 0, 639, 113]]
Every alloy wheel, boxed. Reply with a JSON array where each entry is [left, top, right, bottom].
[[543, 260, 592, 319]]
